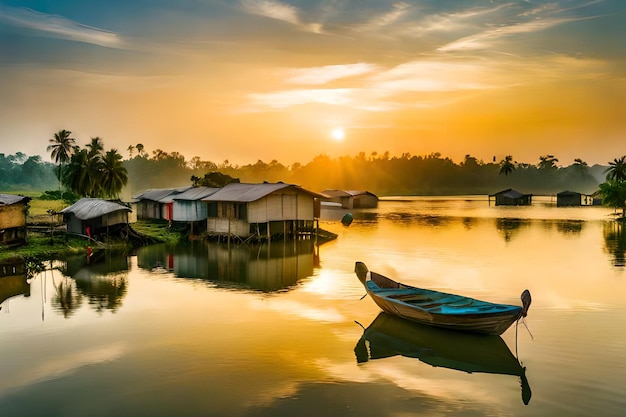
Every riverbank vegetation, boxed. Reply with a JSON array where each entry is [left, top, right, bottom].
[[1, 147, 609, 198]]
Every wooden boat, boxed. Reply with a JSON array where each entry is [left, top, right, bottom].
[[355, 313, 531, 405], [355, 262, 531, 336]]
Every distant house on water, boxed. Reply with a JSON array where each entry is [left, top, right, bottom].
[[60, 198, 132, 237], [556, 190, 595, 207], [202, 182, 322, 240], [0, 194, 31, 247], [321, 190, 379, 209], [489, 189, 533, 206]]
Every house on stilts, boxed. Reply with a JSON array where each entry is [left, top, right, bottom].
[[201, 182, 323, 241], [0, 194, 31, 247], [60, 198, 132, 239]]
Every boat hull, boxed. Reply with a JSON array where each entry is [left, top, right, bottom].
[[355, 262, 525, 336], [367, 290, 521, 335]]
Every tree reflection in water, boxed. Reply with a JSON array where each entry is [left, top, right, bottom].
[[74, 272, 128, 313], [51, 268, 83, 318], [603, 221, 626, 268]]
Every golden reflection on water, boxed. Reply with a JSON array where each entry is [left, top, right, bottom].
[[1, 197, 625, 416]]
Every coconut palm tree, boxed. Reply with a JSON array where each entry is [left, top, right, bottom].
[[86, 137, 104, 157], [136, 143, 145, 157], [63, 148, 103, 197], [538, 154, 559, 170], [605, 156, 626, 182], [499, 155, 515, 176], [100, 149, 128, 199], [47, 129, 76, 189]]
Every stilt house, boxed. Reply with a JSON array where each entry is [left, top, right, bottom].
[[556, 190, 594, 207], [0, 194, 31, 247], [132, 186, 192, 220], [321, 190, 379, 209], [202, 182, 322, 240], [60, 198, 131, 237], [489, 189, 533, 206]]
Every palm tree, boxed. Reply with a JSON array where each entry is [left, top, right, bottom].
[[86, 137, 104, 157], [136, 143, 145, 157], [100, 149, 128, 199], [538, 155, 559, 170], [47, 129, 76, 189], [605, 155, 626, 182], [63, 148, 103, 197], [127, 145, 135, 158], [499, 155, 515, 176]]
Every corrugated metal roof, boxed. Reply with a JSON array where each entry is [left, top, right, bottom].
[[170, 186, 220, 201], [321, 189, 351, 198], [132, 186, 192, 202], [0, 194, 30, 206], [321, 189, 377, 198], [202, 182, 321, 203], [60, 198, 131, 220]]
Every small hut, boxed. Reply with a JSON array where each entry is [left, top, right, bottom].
[[489, 189, 533, 206], [202, 182, 322, 240], [132, 186, 192, 220], [60, 198, 131, 238], [0, 194, 31, 247], [556, 191, 594, 207], [321, 190, 379, 209]]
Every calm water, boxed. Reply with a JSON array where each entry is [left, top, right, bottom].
[[1, 196, 625, 416]]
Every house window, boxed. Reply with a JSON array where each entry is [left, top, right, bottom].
[[207, 202, 218, 218]]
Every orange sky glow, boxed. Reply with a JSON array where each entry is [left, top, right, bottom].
[[1, 1, 624, 167]]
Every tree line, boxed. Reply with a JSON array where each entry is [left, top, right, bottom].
[[0, 130, 623, 209]]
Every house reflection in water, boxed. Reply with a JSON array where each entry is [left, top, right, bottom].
[[137, 239, 319, 292], [0, 261, 30, 309]]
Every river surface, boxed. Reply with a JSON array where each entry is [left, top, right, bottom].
[[1, 196, 625, 416]]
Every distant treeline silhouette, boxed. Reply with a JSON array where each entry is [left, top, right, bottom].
[[0, 149, 606, 197], [122, 149, 604, 197]]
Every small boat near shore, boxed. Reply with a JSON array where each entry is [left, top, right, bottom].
[[355, 262, 531, 336]]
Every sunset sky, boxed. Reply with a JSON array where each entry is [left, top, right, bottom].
[[1, 0, 624, 167]]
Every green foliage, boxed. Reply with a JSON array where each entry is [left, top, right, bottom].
[[599, 179, 626, 218], [39, 189, 81, 203], [193, 172, 240, 187], [0, 152, 57, 191], [61, 140, 127, 198]]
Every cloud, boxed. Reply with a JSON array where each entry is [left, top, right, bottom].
[[248, 88, 356, 108], [286, 63, 379, 85], [357, 2, 411, 31], [0, 5, 125, 48], [438, 16, 581, 51], [239, 0, 322, 33]]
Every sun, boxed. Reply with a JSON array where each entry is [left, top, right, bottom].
[[331, 127, 345, 141]]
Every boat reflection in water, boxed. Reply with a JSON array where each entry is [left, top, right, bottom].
[[137, 239, 319, 292], [355, 313, 532, 405]]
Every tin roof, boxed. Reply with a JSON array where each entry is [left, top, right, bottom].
[[60, 198, 131, 220], [167, 186, 220, 202], [321, 189, 377, 198], [0, 193, 31, 206], [202, 182, 321, 203], [132, 186, 193, 202]]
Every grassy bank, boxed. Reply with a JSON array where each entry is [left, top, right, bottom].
[[1, 192, 183, 264]]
